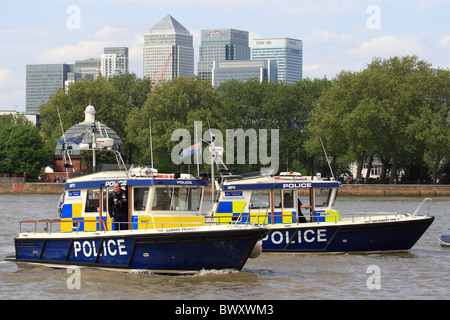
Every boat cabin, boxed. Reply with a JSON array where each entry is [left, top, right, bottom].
[[214, 172, 341, 225], [61, 169, 207, 232]]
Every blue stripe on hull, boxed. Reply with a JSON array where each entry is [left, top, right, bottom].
[[14, 229, 267, 273], [262, 216, 434, 253], [132, 238, 256, 271]]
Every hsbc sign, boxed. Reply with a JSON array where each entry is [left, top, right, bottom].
[[255, 40, 272, 45]]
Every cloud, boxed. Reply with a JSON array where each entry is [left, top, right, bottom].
[[439, 35, 450, 49], [346, 36, 427, 60], [38, 26, 144, 63], [304, 29, 359, 46], [0, 69, 13, 86]]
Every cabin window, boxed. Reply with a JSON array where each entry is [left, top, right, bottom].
[[85, 189, 100, 212], [282, 190, 294, 208], [152, 187, 202, 211], [134, 187, 149, 211], [102, 189, 108, 214], [273, 190, 294, 208], [153, 187, 171, 210], [250, 191, 269, 209], [297, 190, 310, 210], [188, 188, 202, 211], [314, 188, 333, 208], [172, 187, 202, 211]]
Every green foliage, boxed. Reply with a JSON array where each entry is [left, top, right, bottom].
[[305, 55, 449, 183], [0, 122, 50, 178], [31, 57, 449, 183]]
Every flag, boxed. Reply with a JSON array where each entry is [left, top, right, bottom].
[[179, 142, 202, 159], [56, 133, 85, 145]]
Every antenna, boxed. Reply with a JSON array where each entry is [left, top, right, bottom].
[[194, 121, 200, 177], [319, 137, 335, 180], [56, 106, 74, 174], [208, 120, 214, 203], [149, 119, 154, 169]]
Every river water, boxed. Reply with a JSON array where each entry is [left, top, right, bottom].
[[0, 194, 448, 301]]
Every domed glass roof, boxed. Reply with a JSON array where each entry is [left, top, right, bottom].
[[55, 105, 123, 156]]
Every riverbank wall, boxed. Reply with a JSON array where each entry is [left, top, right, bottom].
[[1, 182, 450, 197]]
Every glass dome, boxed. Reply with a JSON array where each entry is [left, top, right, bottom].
[[55, 105, 123, 156]]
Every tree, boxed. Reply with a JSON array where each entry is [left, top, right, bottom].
[[304, 71, 359, 179], [305, 56, 435, 183], [412, 68, 450, 182], [0, 125, 50, 178], [218, 78, 331, 174], [126, 77, 224, 172], [366, 56, 431, 183]]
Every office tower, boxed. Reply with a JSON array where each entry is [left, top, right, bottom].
[[143, 15, 194, 82], [75, 58, 101, 77], [75, 58, 101, 80], [198, 29, 250, 81], [26, 63, 74, 115], [101, 47, 129, 79], [251, 38, 302, 84], [212, 60, 277, 87]]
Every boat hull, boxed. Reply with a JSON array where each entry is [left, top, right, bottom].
[[440, 235, 450, 247], [13, 227, 268, 274], [261, 216, 435, 253]]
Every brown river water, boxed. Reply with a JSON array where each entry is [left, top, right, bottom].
[[0, 194, 448, 301]]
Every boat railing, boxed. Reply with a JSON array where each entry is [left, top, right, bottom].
[[18, 219, 205, 235], [206, 211, 309, 226], [412, 198, 432, 216], [234, 202, 270, 226]]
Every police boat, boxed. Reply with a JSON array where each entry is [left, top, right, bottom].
[[208, 172, 435, 253], [11, 112, 268, 274], [12, 168, 268, 274]]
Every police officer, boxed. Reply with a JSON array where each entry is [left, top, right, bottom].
[[108, 182, 128, 230]]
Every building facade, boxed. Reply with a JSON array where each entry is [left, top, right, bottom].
[[212, 59, 277, 87], [143, 15, 194, 83], [251, 38, 302, 84], [101, 47, 129, 79], [198, 28, 250, 81], [26, 63, 74, 115], [74, 58, 101, 80]]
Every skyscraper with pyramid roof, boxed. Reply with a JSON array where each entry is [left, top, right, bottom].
[[143, 15, 194, 82]]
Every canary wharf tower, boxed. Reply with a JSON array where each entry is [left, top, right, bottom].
[[143, 15, 194, 82]]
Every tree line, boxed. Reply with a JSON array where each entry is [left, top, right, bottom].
[[3, 55, 448, 183]]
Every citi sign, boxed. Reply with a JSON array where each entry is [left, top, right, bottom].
[[211, 30, 221, 37]]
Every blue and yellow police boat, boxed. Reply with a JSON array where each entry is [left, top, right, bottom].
[[209, 172, 434, 253], [13, 168, 268, 274]]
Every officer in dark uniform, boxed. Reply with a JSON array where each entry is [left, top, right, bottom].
[[108, 182, 128, 230]]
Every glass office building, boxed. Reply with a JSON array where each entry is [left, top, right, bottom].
[[74, 58, 101, 79], [251, 38, 302, 84], [198, 29, 250, 81], [26, 63, 74, 115], [143, 15, 194, 82], [212, 59, 277, 87]]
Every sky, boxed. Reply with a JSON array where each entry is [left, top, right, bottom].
[[1, 0, 449, 112]]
